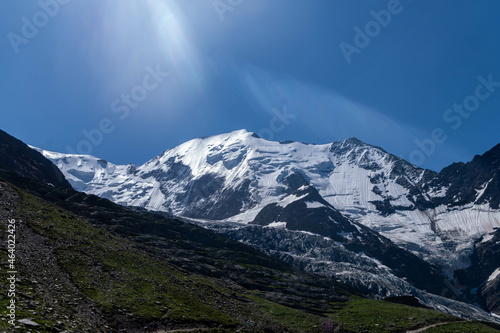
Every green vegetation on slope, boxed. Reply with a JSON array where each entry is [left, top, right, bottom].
[[422, 321, 500, 333], [331, 298, 456, 332]]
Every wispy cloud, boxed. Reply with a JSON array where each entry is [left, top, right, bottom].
[[222, 62, 469, 170]]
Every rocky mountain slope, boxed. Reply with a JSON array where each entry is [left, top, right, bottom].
[[248, 181, 451, 298], [4, 129, 499, 332], [0, 129, 71, 189], [0, 176, 349, 332]]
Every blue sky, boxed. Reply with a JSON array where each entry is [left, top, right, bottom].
[[1, 0, 500, 171]]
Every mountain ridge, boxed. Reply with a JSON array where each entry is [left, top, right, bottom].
[[31, 129, 500, 316], [7, 132, 500, 331]]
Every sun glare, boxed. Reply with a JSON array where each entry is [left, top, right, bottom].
[[142, 0, 204, 90]]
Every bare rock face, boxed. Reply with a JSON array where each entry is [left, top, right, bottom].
[[0, 129, 72, 189], [455, 228, 500, 315]]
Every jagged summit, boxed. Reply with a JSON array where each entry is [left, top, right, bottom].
[[341, 136, 367, 146], [167, 130, 374, 154], [330, 136, 392, 159]]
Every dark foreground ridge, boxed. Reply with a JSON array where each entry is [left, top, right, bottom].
[[0, 129, 71, 190]]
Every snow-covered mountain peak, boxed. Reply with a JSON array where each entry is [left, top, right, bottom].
[[330, 136, 382, 152], [33, 132, 500, 275], [30, 146, 134, 192], [164, 129, 256, 155], [330, 137, 407, 169], [147, 129, 258, 172], [337, 136, 372, 148]]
